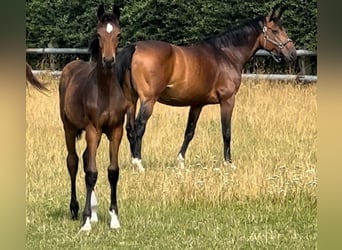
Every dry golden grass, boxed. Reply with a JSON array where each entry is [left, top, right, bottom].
[[26, 77, 316, 204], [26, 76, 317, 249]]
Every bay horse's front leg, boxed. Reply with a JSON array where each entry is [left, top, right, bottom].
[[177, 106, 203, 168], [80, 126, 101, 232], [220, 97, 237, 170], [107, 124, 124, 229]]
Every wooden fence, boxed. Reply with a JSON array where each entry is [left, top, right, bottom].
[[27, 48, 317, 83]]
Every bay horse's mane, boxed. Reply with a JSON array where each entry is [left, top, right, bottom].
[[201, 15, 282, 49], [89, 13, 119, 62]]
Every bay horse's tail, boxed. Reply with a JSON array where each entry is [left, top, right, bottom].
[[26, 63, 49, 93], [115, 44, 136, 87]]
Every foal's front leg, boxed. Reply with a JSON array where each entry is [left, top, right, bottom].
[[80, 126, 101, 231], [107, 125, 124, 229]]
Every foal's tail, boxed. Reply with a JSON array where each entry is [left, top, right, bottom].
[[26, 63, 49, 93], [115, 44, 136, 88]]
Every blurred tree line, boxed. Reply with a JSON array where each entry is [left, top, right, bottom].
[[26, 0, 317, 74]]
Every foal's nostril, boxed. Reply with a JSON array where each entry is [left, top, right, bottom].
[[102, 57, 115, 68]]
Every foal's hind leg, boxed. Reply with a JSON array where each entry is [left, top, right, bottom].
[[107, 125, 124, 229], [64, 128, 80, 220], [177, 106, 203, 168]]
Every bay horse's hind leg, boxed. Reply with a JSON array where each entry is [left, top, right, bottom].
[[131, 99, 156, 172], [177, 106, 203, 168], [107, 125, 124, 229], [125, 98, 138, 167], [63, 127, 80, 220]]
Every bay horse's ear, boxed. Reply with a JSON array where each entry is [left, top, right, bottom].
[[270, 3, 281, 20], [113, 4, 120, 20], [97, 3, 105, 20], [278, 6, 285, 19]]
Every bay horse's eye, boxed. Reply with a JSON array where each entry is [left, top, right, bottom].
[[97, 33, 101, 39], [272, 29, 279, 35]]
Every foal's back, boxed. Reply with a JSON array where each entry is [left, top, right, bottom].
[[59, 60, 96, 128]]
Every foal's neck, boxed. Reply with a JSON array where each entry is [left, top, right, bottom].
[[96, 63, 117, 93]]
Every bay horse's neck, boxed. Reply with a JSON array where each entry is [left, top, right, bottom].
[[202, 17, 264, 71]]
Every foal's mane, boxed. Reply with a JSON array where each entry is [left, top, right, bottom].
[[89, 13, 119, 62], [201, 15, 282, 49]]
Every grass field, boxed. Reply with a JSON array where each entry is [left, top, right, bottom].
[[26, 77, 317, 249]]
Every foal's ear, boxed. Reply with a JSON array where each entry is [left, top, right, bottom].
[[97, 3, 105, 20], [113, 4, 120, 20]]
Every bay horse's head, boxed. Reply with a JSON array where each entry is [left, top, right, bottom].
[[259, 4, 297, 63], [95, 4, 121, 69]]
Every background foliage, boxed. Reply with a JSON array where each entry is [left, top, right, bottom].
[[26, 0, 317, 72]]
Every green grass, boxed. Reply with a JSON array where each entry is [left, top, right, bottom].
[[26, 184, 316, 249], [26, 78, 317, 249]]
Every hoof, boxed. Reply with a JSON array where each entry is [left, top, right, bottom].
[[79, 217, 92, 232], [177, 153, 185, 169], [109, 210, 120, 229], [71, 212, 78, 220], [70, 202, 79, 220], [224, 160, 237, 170], [90, 212, 98, 222], [132, 158, 145, 173]]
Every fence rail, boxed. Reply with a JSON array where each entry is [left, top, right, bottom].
[[27, 48, 317, 83]]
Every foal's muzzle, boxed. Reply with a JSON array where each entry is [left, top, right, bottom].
[[102, 57, 115, 69]]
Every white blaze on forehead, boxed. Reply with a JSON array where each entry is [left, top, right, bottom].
[[106, 23, 113, 33]]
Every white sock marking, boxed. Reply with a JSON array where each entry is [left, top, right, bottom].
[[90, 191, 98, 222], [79, 217, 92, 232], [132, 158, 145, 172], [109, 210, 120, 229], [177, 153, 185, 168]]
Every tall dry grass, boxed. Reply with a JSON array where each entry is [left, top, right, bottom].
[[26, 76, 316, 209]]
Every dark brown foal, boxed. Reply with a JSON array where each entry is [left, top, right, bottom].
[[59, 4, 127, 231]]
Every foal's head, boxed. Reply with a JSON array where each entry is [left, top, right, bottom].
[[259, 4, 297, 62], [92, 4, 121, 69]]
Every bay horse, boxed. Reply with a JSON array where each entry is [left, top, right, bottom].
[[26, 62, 49, 93], [59, 4, 126, 231], [116, 4, 297, 171]]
